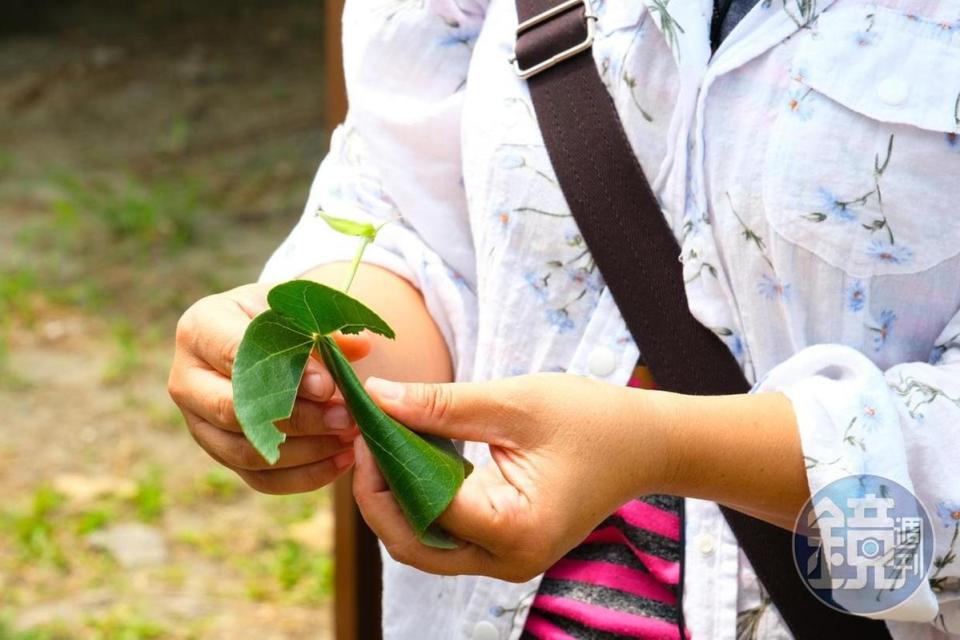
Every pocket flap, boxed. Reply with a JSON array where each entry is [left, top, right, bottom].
[[794, 5, 960, 134]]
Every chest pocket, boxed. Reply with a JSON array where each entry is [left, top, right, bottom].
[[763, 5, 960, 279]]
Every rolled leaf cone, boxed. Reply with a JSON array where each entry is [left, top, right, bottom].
[[318, 336, 472, 549]]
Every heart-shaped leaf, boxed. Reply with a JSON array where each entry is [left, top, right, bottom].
[[232, 280, 470, 547], [267, 280, 395, 339], [232, 310, 314, 464]]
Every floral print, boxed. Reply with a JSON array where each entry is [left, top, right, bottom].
[[802, 134, 911, 267], [261, 1, 960, 637], [846, 280, 866, 312], [867, 239, 913, 266], [866, 309, 896, 351]]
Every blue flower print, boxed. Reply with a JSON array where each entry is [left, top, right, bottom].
[[858, 395, 884, 431], [867, 240, 913, 266], [566, 266, 604, 292], [757, 274, 791, 301], [546, 308, 575, 332], [930, 345, 946, 364], [731, 334, 745, 360], [947, 132, 958, 149], [853, 30, 878, 46], [867, 309, 896, 351], [524, 272, 549, 301], [818, 188, 858, 222], [846, 280, 866, 312], [787, 87, 814, 121], [936, 500, 960, 528], [498, 153, 526, 170]]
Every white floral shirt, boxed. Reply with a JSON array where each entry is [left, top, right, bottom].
[[260, 1, 960, 638]]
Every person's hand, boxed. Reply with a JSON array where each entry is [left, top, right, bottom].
[[352, 373, 674, 582], [168, 282, 371, 493]]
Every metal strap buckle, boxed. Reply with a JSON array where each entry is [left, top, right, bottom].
[[510, 0, 597, 79]]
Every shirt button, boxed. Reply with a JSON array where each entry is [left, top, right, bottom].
[[472, 620, 500, 640], [587, 346, 617, 377], [877, 77, 908, 106], [695, 532, 716, 555]]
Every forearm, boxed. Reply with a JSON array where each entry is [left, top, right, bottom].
[[301, 262, 453, 385], [644, 390, 809, 530]]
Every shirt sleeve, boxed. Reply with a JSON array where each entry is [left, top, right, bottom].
[[260, 0, 487, 379], [753, 311, 960, 630]]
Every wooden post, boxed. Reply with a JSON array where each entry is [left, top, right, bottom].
[[325, 3, 383, 640]]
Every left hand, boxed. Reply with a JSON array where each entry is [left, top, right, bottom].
[[352, 372, 675, 583]]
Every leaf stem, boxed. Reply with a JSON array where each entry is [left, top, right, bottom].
[[342, 236, 371, 294]]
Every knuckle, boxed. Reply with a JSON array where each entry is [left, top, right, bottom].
[[353, 482, 373, 512], [174, 309, 196, 348], [414, 383, 453, 421], [214, 394, 238, 429], [385, 540, 414, 566], [231, 439, 264, 470], [218, 334, 240, 372], [285, 401, 312, 436], [167, 372, 186, 405], [176, 296, 214, 347]]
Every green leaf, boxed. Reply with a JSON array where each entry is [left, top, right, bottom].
[[267, 280, 395, 339], [318, 336, 472, 549], [233, 280, 470, 547], [232, 310, 314, 464], [317, 211, 378, 240]]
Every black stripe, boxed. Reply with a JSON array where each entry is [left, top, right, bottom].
[[537, 578, 678, 622], [564, 542, 682, 583], [600, 515, 681, 563], [637, 494, 682, 513]]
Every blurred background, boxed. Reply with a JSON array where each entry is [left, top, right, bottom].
[[0, 1, 342, 637]]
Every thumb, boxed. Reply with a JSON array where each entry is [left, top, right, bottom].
[[364, 377, 507, 444]]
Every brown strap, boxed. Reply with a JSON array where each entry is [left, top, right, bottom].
[[514, 1, 892, 638]]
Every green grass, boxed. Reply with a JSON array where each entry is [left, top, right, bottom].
[[133, 469, 165, 523], [238, 539, 333, 604], [0, 616, 73, 640], [73, 508, 115, 536], [49, 172, 203, 255], [1, 486, 68, 570], [0, 268, 39, 323], [198, 469, 242, 501], [101, 320, 141, 386], [84, 608, 169, 640]]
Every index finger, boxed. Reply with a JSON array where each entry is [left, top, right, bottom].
[[180, 294, 264, 377]]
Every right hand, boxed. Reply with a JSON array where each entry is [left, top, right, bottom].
[[168, 282, 371, 494]]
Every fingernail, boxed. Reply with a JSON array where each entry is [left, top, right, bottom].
[[366, 377, 404, 401], [325, 405, 352, 430], [302, 372, 329, 398], [333, 449, 355, 470]]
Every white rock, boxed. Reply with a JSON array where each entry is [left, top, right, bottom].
[[87, 523, 168, 568]]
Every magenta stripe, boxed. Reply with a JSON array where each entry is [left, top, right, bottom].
[[584, 527, 681, 585], [523, 612, 576, 640], [544, 558, 676, 604], [533, 595, 686, 639], [615, 500, 681, 540]]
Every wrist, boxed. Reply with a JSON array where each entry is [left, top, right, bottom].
[[611, 386, 688, 504]]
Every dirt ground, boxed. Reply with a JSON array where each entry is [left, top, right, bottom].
[[0, 2, 336, 638]]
